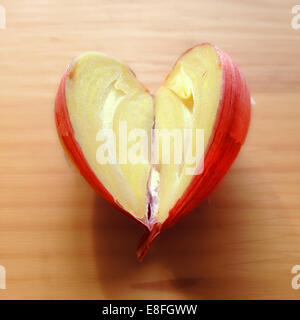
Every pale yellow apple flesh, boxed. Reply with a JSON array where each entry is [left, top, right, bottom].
[[66, 53, 154, 219], [154, 45, 221, 222], [65, 45, 222, 224]]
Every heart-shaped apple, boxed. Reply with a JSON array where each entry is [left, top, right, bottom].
[[55, 44, 251, 260]]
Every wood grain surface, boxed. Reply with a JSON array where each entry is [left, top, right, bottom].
[[0, 0, 300, 299]]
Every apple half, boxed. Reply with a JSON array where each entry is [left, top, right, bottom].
[[55, 44, 251, 260]]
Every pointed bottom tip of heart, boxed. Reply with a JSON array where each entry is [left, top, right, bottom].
[[136, 223, 161, 262]]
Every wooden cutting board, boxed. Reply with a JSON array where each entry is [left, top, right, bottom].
[[0, 0, 300, 299]]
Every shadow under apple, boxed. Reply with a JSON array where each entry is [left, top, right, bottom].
[[91, 171, 253, 299]]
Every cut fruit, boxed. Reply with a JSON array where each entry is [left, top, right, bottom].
[[154, 45, 222, 223], [55, 44, 251, 260], [64, 52, 154, 221]]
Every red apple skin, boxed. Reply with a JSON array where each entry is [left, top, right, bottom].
[[136, 45, 251, 260], [55, 44, 251, 261]]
